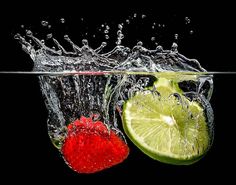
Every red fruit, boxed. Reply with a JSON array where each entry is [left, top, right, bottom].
[[61, 116, 129, 174]]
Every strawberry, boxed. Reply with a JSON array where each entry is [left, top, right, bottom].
[[61, 116, 129, 173]]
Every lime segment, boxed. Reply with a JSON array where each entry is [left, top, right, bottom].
[[123, 78, 210, 165]]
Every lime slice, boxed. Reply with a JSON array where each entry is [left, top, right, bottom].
[[123, 78, 211, 165]]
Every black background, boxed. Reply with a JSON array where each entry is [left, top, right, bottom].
[[0, 3, 235, 183]]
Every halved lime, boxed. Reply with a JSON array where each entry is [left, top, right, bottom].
[[123, 78, 211, 165]]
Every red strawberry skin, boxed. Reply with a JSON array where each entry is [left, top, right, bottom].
[[61, 116, 129, 174]]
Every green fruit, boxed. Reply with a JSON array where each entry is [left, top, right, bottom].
[[123, 77, 211, 165]]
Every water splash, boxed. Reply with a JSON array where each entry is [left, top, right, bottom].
[[14, 18, 214, 169]]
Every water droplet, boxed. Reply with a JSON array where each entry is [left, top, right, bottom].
[[21, 25, 24, 28], [81, 18, 84, 21], [14, 33, 21, 40], [41, 21, 48, 27], [119, 34, 124, 39], [26, 30, 33, 36], [152, 25, 155, 29], [133, 13, 137, 18], [104, 30, 109, 34], [117, 30, 122, 35], [156, 45, 163, 51], [141, 14, 146, 19], [106, 25, 110, 30], [105, 35, 109, 39], [82, 39, 88, 46], [126, 19, 130, 24], [47, 33, 53, 39], [60, 18, 65, 23], [93, 34, 96, 38], [101, 42, 107, 47], [116, 40, 121, 45], [153, 22, 156, 26], [190, 30, 194, 34], [162, 24, 165, 28], [137, 41, 143, 46], [185, 17, 191, 24], [48, 25, 51, 29], [101, 24, 105, 28], [171, 42, 178, 52], [64, 35, 69, 39], [151, 37, 155, 41], [174, 34, 178, 40], [118, 24, 123, 30], [158, 24, 161, 27]]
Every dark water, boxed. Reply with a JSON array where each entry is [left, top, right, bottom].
[[0, 74, 234, 181]]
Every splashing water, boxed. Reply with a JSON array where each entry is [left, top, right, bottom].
[[14, 17, 214, 172]]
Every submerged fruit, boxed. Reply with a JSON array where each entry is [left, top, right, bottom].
[[123, 77, 212, 165], [61, 116, 129, 173]]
